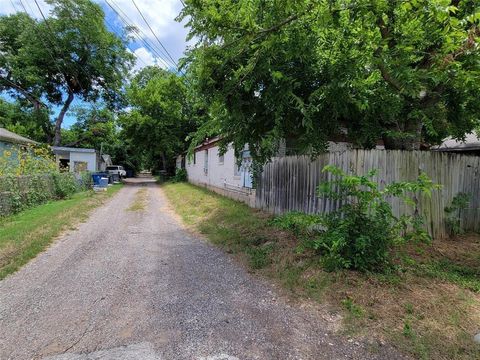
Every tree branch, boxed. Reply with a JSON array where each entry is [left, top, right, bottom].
[[0, 76, 46, 109]]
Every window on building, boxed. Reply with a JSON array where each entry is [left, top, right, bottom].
[[218, 153, 224, 164], [204, 150, 208, 174], [233, 156, 241, 177], [193, 152, 196, 165], [73, 161, 88, 173]]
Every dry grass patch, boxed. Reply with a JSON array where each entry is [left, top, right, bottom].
[[163, 182, 480, 360], [126, 187, 148, 211]]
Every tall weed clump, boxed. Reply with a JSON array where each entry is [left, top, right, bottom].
[[313, 165, 439, 271], [0, 145, 84, 216]]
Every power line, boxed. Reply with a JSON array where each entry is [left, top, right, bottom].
[[9, 0, 18, 12], [58, 0, 149, 70], [27, 0, 106, 132], [64, 0, 149, 70], [0, 77, 47, 109], [108, 0, 174, 65], [130, 0, 179, 68], [105, 0, 173, 69], [30, 0, 81, 92]]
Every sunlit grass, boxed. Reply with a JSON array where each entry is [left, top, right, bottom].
[[163, 182, 480, 360], [0, 184, 122, 279]]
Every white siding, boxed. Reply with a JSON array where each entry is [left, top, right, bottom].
[[186, 144, 242, 189], [69, 152, 97, 172]]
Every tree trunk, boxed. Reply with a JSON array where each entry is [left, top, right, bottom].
[[383, 116, 423, 150], [160, 152, 167, 171], [54, 91, 74, 146]]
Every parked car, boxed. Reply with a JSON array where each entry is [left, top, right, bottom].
[[106, 165, 126, 178]]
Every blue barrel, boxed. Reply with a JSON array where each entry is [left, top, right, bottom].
[[92, 174, 102, 185], [99, 177, 109, 187]]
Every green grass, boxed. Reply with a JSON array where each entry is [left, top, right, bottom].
[[0, 184, 122, 279], [418, 259, 480, 293], [163, 182, 480, 360]]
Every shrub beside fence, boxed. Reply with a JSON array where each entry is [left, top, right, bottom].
[[0, 172, 91, 217], [256, 150, 480, 238]]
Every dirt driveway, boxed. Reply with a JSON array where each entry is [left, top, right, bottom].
[[0, 179, 406, 359]]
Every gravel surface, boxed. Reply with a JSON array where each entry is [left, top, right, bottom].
[[0, 179, 408, 360]]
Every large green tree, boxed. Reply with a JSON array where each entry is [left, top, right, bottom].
[[0, 98, 50, 142], [119, 66, 196, 172], [0, 0, 134, 145], [61, 107, 118, 148], [180, 0, 480, 161]]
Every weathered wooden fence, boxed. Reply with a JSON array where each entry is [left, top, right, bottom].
[[256, 150, 480, 238]]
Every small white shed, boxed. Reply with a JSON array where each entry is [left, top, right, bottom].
[[52, 146, 100, 173]]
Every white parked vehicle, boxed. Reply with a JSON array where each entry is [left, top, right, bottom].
[[106, 165, 126, 178]]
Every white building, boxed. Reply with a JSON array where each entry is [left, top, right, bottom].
[[177, 138, 255, 205], [52, 146, 111, 173]]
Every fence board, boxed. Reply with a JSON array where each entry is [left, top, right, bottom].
[[256, 150, 480, 238]]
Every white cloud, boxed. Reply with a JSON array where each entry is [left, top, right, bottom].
[[100, 0, 190, 67], [130, 46, 168, 73]]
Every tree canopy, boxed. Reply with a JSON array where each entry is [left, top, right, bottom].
[[118, 66, 197, 172], [0, 98, 50, 142], [0, 0, 134, 145], [180, 0, 480, 161]]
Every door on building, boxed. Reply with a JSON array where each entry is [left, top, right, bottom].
[[240, 150, 253, 188]]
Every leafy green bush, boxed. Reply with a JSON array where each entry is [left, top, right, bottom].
[[444, 192, 470, 236], [0, 174, 54, 215], [313, 165, 439, 272], [171, 168, 188, 183], [79, 171, 93, 190], [0, 146, 88, 217], [0, 172, 81, 216], [52, 172, 79, 199]]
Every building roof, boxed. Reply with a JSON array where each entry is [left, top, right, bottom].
[[194, 136, 222, 151], [432, 133, 480, 152], [101, 154, 112, 164], [0, 128, 37, 145], [51, 146, 97, 154]]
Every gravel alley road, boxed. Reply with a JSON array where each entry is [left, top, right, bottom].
[[0, 178, 406, 360]]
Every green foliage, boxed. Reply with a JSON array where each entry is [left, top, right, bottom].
[[0, 0, 134, 144], [51, 172, 78, 199], [444, 192, 470, 236], [0, 172, 80, 216], [61, 107, 118, 149], [171, 168, 188, 183], [180, 0, 480, 161], [270, 211, 322, 235], [119, 66, 197, 173], [0, 184, 122, 279], [341, 298, 365, 319], [246, 243, 274, 269], [419, 258, 480, 293], [0, 99, 50, 143], [0, 144, 84, 216], [313, 165, 439, 272], [0, 144, 57, 176], [403, 320, 415, 339]]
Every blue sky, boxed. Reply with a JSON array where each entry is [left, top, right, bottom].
[[0, 0, 191, 127]]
